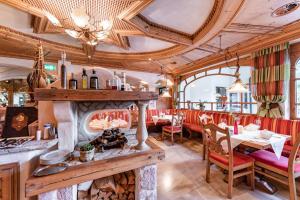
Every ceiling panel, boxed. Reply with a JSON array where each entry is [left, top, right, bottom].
[[206, 31, 256, 49], [141, 0, 215, 35], [233, 0, 300, 27], [182, 49, 212, 61], [96, 36, 174, 53]]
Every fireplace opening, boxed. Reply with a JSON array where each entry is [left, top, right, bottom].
[[79, 109, 131, 141]]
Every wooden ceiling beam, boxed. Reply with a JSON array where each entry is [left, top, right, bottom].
[[82, 44, 96, 58], [127, 16, 192, 45], [0, 0, 44, 17]]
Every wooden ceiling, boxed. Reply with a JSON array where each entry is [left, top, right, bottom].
[[0, 0, 300, 76]]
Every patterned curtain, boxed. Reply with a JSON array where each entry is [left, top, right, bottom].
[[251, 43, 290, 118]]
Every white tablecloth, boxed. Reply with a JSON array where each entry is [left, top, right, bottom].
[[152, 115, 173, 125], [217, 129, 287, 159]]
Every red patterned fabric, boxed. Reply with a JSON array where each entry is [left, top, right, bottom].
[[250, 150, 300, 172], [273, 119, 300, 145], [239, 115, 257, 126], [260, 117, 276, 131], [163, 125, 182, 133], [209, 152, 254, 167]]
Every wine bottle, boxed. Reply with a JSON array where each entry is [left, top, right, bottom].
[[60, 52, 67, 89], [90, 69, 99, 89], [82, 68, 88, 89], [69, 73, 77, 90]]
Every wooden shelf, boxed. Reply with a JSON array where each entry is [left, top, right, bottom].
[[25, 137, 164, 197], [34, 88, 158, 101]]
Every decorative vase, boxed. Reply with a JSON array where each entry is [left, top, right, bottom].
[[79, 147, 95, 162]]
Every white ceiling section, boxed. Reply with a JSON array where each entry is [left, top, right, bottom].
[[183, 50, 212, 61], [0, 3, 82, 47], [207, 32, 256, 49], [233, 0, 300, 27], [141, 0, 215, 35], [96, 36, 174, 53]]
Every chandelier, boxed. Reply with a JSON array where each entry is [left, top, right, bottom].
[[43, 6, 113, 46]]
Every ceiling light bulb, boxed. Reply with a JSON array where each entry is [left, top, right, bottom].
[[100, 20, 113, 31], [71, 6, 90, 28], [65, 29, 80, 38], [43, 10, 62, 27], [87, 40, 98, 46], [94, 31, 109, 40], [162, 90, 172, 98]]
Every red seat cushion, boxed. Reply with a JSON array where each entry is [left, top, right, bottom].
[[249, 150, 300, 172], [188, 124, 203, 133], [163, 126, 181, 133], [209, 152, 254, 167]]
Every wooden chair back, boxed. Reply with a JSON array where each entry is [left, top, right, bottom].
[[171, 112, 184, 127], [289, 134, 300, 175], [203, 123, 233, 167]]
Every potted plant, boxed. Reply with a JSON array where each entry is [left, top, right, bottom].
[[79, 143, 95, 162], [198, 100, 205, 111]]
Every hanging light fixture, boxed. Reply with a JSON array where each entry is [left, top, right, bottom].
[[228, 54, 248, 93], [161, 88, 172, 98], [43, 6, 113, 47]]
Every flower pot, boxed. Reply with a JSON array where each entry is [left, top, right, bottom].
[[79, 147, 95, 162]]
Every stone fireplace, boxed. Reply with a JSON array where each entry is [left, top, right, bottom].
[[31, 89, 162, 200]]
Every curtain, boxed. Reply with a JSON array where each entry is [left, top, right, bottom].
[[251, 43, 290, 118]]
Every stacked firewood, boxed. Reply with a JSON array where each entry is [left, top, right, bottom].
[[78, 170, 135, 200]]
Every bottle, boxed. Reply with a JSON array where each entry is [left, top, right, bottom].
[[120, 72, 126, 91], [60, 52, 67, 89], [82, 68, 88, 89], [113, 71, 119, 90], [90, 69, 99, 89], [69, 73, 77, 90]]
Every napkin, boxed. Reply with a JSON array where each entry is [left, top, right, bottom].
[[218, 122, 227, 129], [244, 123, 260, 131]]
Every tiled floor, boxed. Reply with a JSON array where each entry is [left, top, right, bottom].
[[152, 134, 290, 200]]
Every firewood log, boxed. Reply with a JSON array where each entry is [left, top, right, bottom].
[[115, 184, 125, 194], [94, 176, 116, 192], [120, 174, 128, 185], [128, 192, 134, 200]]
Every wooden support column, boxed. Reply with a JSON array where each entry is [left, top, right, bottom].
[[135, 100, 149, 150]]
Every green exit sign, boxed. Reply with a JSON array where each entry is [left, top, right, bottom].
[[44, 64, 56, 71]]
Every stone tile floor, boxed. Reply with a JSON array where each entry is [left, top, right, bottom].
[[151, 133, 290, 200]]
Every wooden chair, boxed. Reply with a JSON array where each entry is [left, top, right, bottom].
[[249, 135, 300, 200], [162, 113, 184, 145], [198, 114, 214, 160], [203, 123, 255, 199]]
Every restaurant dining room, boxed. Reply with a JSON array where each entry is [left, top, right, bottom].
[[1, 0, 300, 200]]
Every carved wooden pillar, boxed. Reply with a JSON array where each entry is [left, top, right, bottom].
[[135, 100, 149, 150]]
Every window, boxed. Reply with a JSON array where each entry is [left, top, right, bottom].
[[294, 59, 300, 118], [177, 66, 257, 114]]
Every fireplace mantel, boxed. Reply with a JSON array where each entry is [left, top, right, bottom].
[[34, 88, 158, 101]]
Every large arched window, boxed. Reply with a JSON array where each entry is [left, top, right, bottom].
[[178, 66, 257, 114]]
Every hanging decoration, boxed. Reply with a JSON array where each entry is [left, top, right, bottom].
[[228, 54, 248, 93], [251, 43, 290, 118], [27, 42, 48, 102]]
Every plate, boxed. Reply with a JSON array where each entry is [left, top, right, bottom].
[[33, 163, 68, 177], [40, 150, 71, 165]]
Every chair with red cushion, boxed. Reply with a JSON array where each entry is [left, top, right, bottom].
[[249, 135, 300, 200], [162, 112, 184, 145], [203, 123, 255, 199], [199, 114, 214, 161]]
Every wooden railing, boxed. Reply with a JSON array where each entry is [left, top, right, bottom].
[[177, 101, 257, 114]]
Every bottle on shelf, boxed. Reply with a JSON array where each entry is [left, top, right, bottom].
[[82, 68, 88, 89], [90, 69, 99, 89], [69, 73, 77, 90], [120, 72, 126, 91], [60, 52, 67, 89], [113, 71, 119, 90]]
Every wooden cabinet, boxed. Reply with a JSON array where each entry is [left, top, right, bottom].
[[0, 163, 19, 200]]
